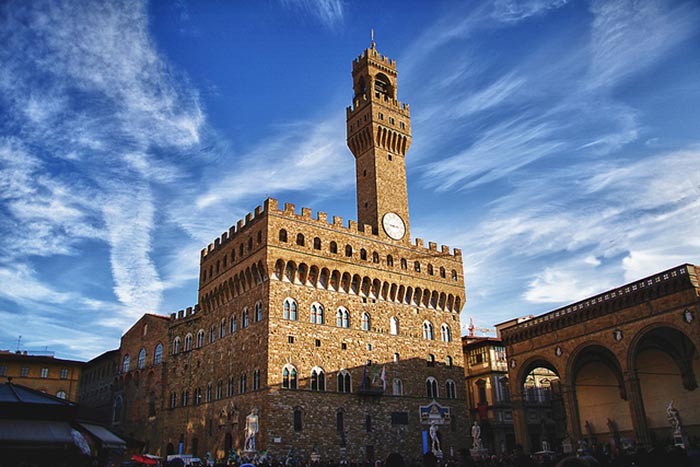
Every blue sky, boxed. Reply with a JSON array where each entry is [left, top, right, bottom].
[[1, 0, 699, 361]]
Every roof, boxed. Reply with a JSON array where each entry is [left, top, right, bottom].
[[78, 422, 126, 449], [0, 419, 74, 445], [0, 351, 84, 365], [0, 381, 76, 407]]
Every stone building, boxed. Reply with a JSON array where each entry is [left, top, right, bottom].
[[78, 348, 120, 424], [499, 263, 700, 453], [106, 41, 468, 461], [0, 350, 82, 402]]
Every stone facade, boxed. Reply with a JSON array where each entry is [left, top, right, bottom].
[[499, 264, 700, 453], [78, 348, 120, 424], [106, 42, 468, 462]]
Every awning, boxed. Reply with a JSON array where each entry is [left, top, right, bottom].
[[0, 419, 73, 445], [78, 423, 126, 449]]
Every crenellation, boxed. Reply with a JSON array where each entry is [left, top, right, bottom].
[[245, 212, 253, 223], [237, 219, 244, 230], [214, 238, 220, 248], [428, 242, 437, 251], [348, 220, 358, 231], [441, 245, 449, 254], [333, 215, 343, 226], [301, 207, 312, 219], [317, 211, 327, 223], [229, 225, 236, 238], [415, 238, 424, 248], [254, 205, 263, 216], [284, 202, 296, 214]]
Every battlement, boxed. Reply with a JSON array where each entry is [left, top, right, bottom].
[[201, 203, 267, 260], [169, 304, 201, 322], [353, 47, 396, 72], [346, 93, 410, 118], [200, 197, 462, 262]]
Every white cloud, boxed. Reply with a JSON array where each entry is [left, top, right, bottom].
[[279, 0, 344, 29], [492, 0, 570, 23]]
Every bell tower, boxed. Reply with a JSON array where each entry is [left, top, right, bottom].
[[346, 38, 412, 242]]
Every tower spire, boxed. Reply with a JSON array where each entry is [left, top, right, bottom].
[[371, 29, 375, 48]]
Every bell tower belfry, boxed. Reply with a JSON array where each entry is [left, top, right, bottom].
[[346, 37, 412, 242]]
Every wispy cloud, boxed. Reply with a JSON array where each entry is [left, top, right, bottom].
[[279, 0, 344, 29]]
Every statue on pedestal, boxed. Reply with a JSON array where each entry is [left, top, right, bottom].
[[244, 408, 259, 452], [471, 421, 482, 450]]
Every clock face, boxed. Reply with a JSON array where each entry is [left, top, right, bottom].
[[382, 212, 406, 240]]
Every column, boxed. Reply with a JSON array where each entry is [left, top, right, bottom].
[[510, 393, 530, 453], [625, 371, 650, 448]]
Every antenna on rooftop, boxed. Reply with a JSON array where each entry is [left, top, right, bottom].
[[371, 29, 375, 48], [16, 335, 21, 352]]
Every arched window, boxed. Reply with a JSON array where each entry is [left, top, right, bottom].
[[414, 261, 421, 272], [209, 325, 216, 343], [296, 233, 305, 246], [423, 321, 434, 340], [169, 391, 177, 409], [452, 270, 458, 281], [283, 298, 297, 320], [182, 390, 190, 406], [194, 388, 202, 405], [257, 231, 262, 244], [311, 367, 326, 391], [426, 354, 436, 367], [440, 267, 446, 278], [242, 308, 249, 328], [148, 391, 156, 416], [426, 377, 439, 398], [428, 264, 434, 275], [173, 337, 181, 355], [279, 229, 288, 242], [137, 348, 146, 369], [311, 303, 324, 325], [372, 252, 379, 263], [196, 329, 205, 348], [122, 354, 130, 373], [445, 380, 457, 399], [361, 313, 370, 331], [337, 369, 351, 393], [230, 315, 237, 333], [441, 324, 452, 342], [387, 255, 394, 267], [400, 258, 407, 270], [282, 365, 298, 389], [56, 390, 67, 399], [392, 379, 403, 396], [337, 307, 349, 328], [394, 352, 400, 362], [184, 333, 193, 351], [113, 395, 123, 424], [220, 318, 226, 338], [360, 248, 367, 260], [446, 355, 453, 367], [389, 317, 399, 335], [313, 237, 321, 250], [154, 343, 163, 365], [345, 244, 353, 257], [330, 241, 338, 254], [255, 301, 263, 322]]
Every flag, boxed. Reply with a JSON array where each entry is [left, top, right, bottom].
[[380, 365, 386, 391], [371, 364, 378, 385]]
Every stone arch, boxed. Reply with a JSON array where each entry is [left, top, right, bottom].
[[627, 323, 700, 437], [319, 268, 330, 289], [381, 282, 390, 301], [274, 259, 284, 280], [340, 272, 351, 293], [360, 276, 371, 297], [329, 270, 340, 291], [567, 343, 629, 438], [297, 263, 308, 285], [307, 265, 319, 287], [371, 279, 381, 299], [351, 274, 361, 295]]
